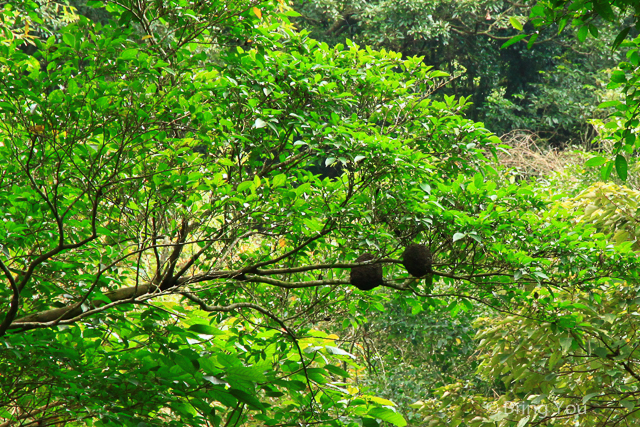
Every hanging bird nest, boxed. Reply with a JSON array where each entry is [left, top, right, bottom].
[[350, 253, 383, 291], [402, 243, 432, 277]]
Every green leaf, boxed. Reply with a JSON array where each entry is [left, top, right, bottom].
[[210, 390, 238, 408], [199, 358, 223, 375], [559, 336, 573, 353], [558, 16, 569, 34], [548, 350, 561, 368], [509, 17, 523, 31], [217, 353, 242, 367], [424, 273, 434, 292], [501, 34, 527, 49], [62, 33, 75, 47], [225, 366, 266, 382], [469, 233, 482, 243], [598, 100, 622, 108], [228, 388, 265, 411], [67, 79, 79, 95], [612, 27, 631, 51], [615, 154, 628, 181], [452, 232, 466, 242], [527, 33, 538, 49], [362, 419, 380, 427], [593, 0, 615, 21], [120, 48, 138, 60], [304, 367, 328, 384], [577, 25, 588, 43], [272, 174, 287, 187], [237, 181, 254, 192], [594, 347, 609, 358], [625, 132, 636, 147], [429, 70, 450, 78], [367, 396, 398, 406], [324, 364, 350, 378], [601, 161, 614, 180], [174, 353, 197, 374], [583, 392, 600, 404], [48, 90, 64, 104], [585, 156, 607, 167], [533, 271, 548, 280], [621, 399, 635, 411], [188, 324, 224, 335], [366, 408, 407, 427], [0, 101, 16, 112], [530, 4, 544, 17], [610, 70, 627, 84], [473, 173, 484, 187], [272, 379, 306, 391]]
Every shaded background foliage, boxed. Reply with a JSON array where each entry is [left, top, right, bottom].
[[291, 0, 625, 145]]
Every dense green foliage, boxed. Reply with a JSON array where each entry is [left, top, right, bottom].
[[290, 0, 623, 145], [0, 0, 495, 424], [2, 0, 640, 426]]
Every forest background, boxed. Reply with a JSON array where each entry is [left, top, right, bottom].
[[2, 0, 640, 426]]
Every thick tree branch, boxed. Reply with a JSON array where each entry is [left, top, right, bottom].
[[255, 258, 403, 275], [11, 283, 157, 326], [0, 258, 19, 336], [9, 244, 521, 330]]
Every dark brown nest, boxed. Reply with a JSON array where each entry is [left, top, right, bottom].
[[350, 253, 383, 291], [402, 244, 432, 277]]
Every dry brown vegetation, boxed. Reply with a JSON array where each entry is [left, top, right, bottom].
[[497, 131, 581, 179]]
